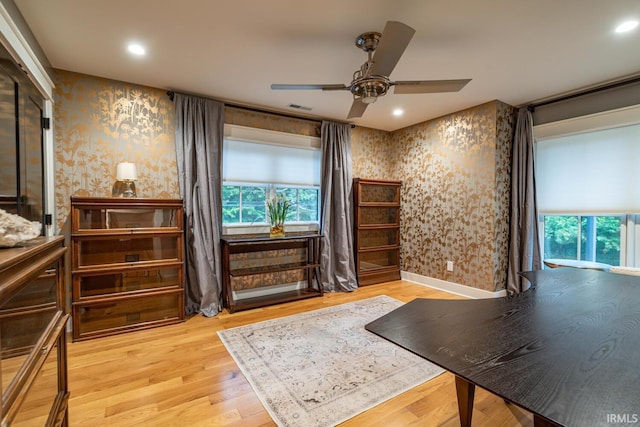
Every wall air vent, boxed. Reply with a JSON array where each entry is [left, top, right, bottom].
[[287, 103, 312, 111]]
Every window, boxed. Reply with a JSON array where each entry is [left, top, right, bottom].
[[278, 186, 320, 222], [542, 215, 622, 265], [222, 184, 319, 225], [535, 115, 640, 267], [222, 184, 267, 224], [221, 125, 321, 229]]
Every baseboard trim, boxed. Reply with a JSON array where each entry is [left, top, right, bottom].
[[401, 271, 507, 299]]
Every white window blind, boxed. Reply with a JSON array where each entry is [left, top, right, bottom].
[[536, 123, 640, 214], [222, 125, 321, 186]]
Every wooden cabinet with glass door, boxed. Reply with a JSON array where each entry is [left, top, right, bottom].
[[353, 178, 402, 286], [0, 236, 68, 427], [70, 197, 185, 341]]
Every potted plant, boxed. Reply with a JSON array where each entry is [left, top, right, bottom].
[[266, 193, 290, 237]]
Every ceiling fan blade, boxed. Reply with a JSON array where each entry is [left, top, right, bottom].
[[347, 99, 369, 119], [271, 84, 348, 91], [370, 21, 415, 77], [392, 79, 472, 94]]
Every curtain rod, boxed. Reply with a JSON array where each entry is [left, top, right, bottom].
[[166, 90, 356, 128], [527, 75, 640, 112]]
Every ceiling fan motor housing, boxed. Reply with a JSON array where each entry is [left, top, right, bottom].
[[350, 77, 390, 103]]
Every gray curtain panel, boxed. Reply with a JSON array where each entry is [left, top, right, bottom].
[[507, 107, 542, 294], [174, 93, 224, 316], [319, 121, 358, 292]]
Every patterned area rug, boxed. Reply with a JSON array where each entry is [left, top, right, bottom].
[[218, 295, 444, 427]]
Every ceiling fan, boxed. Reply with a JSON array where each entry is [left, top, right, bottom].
[[271, 21, 471, 119]]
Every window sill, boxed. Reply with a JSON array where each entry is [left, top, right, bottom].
[[222, 223, 319, 236]]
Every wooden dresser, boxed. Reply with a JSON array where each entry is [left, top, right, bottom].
[[0, 236, 68, 427], [353, 178, 402, 286], [70, 197, 185, 341]]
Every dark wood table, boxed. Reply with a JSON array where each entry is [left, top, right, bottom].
[[365, 268, 640, 427]]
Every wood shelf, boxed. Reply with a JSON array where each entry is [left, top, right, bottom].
[[221, 234, 323, 313], [229, 262, 320, 277], [358, 225, 401, 231], [358, 202, 401, 207], [230, 289, 322, 312], [358, 244, 400, 253]]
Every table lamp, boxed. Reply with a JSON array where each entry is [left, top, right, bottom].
[[112, 162, 137, 197]]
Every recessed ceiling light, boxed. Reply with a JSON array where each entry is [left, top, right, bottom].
[[127, 43, 146, 55], [615, 20, 639, 33], [392, 109, 403, 116]]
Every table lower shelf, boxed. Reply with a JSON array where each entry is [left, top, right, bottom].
[[228, 288, 322, 313]]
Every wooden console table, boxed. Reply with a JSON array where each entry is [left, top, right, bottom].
[[221, 233, 323, 313]]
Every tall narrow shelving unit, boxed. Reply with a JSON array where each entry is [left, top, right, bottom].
[[353, 178, 402, 286]]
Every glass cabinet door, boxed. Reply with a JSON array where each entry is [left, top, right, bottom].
[[76, 266, 181, 298], [0, 67, 18, 211], [358, 228, 399, 249], [9, 342, 61, 427], [359, 207, 399, 226], [75, 236, 180, 268], [358, 249, 400, 271], [0, 51, 46, 229], [359, 183, 400, 204], [1, 273, 58, 392], [76, 292, 181, 336], [75, 207, 180, 231]]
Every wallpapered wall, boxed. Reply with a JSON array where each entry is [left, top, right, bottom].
[[53, 70, 178, 232], [352, 101, 514, 292], [52, 70, 514, 291], [396, 101, 509, 292]]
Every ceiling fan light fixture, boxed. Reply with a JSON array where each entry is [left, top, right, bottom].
[[361, 94, 378, 104]]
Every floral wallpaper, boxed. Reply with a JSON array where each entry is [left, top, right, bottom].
[[226, 106, 320, 137], [352, 101, 515, 292], [52, 70, 178, 233], [51, 69, 514, 292], [493, 102, 516, 291], [352, 127, 394, 180]]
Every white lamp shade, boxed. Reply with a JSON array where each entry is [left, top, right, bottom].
[[116, 162, 137, 180]]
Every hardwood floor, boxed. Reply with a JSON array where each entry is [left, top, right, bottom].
[[66, 281, 533, 426]]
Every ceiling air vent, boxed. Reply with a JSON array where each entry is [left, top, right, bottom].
[[287, 103, 312, 111]]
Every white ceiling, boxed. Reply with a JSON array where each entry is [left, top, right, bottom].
[[14, 0, 640, 131]]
